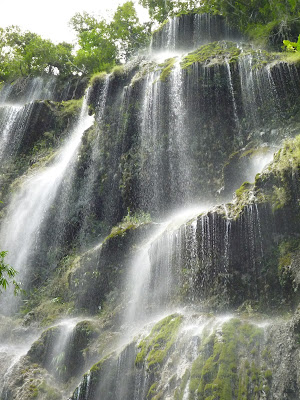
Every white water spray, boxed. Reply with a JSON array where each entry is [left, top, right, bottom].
[[0, 91, 94, 312]]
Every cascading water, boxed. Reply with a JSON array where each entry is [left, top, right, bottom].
[[47, 319, 80, 381], [77, 75, 111, 246], [139, 70, 165, 214], [0, 77, 57, 163], [124, 207, 208, 327], [151, 13, 241, 52], [0, 90, 94, 313], [169, 62, 191, 203]]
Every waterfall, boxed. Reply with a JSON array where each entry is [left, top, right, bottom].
[[169, 62, 191, 204], [73, 75, 111, 246], [124, 207, 207, 326], [237, 50, 280, 131], [0, 77, 56, 163], [151, 14, 240, 52], [225, 60, 241, 134], [2, 10, 300, 400], [47, 319, 78, 381], [139, 70, 165, 214], [0, 90, 94, 313]]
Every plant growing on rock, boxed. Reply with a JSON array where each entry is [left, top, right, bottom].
[[283, 34, 300, 52], [0, 250, 20, 294]]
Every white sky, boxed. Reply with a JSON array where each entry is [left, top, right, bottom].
[[0, 0, 149, 44]]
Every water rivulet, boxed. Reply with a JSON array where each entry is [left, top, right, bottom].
[[1, 12, 300, 400]]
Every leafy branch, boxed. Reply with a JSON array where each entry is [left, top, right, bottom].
[[283, 34, 300, 52], [0, 251, 21, 295]]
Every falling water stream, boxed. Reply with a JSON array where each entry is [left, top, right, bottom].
[[0, 77, 57, 162], [0, 90, 94, 312]]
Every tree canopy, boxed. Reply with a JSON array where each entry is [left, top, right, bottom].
[[138, 0, 201, 23], [0, 1, 150, 82], [70, 1, 151, 74], [0, 26, 74, 82]]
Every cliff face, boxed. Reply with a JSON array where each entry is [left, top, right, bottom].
[[1, 12, 300, 400]]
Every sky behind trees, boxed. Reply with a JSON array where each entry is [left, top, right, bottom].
[[0, 0, 149, 43]]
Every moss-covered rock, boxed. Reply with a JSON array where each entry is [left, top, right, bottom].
[[182, 41, 242, 68], [135, 314, 183, 370], [159, 58, 177, 81], [189, 318, 268, 400]]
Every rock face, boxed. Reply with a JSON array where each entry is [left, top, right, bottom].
[[1, 11, 300, 400]]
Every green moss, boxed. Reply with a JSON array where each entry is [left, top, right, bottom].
[[159, 57, 177, 81], [266, 135, 300, 174], [264, 369, 272, 381], [240, 146, 271, 159], [135, 314, 183, 371], [135, 338, 148, 365], [111, 65, 126, 77], [147, 383, 158, 399], [89, 71, 107, 86], [254, 135, 300, 211], [57, 98, 83, 121], [105, 210, 151, 242], [181, 41, 241, 69], [235, 181, 253, 198], [280, 51, 300, 65], [226, 134, 300, 220], [189, 319, 266, 400], [181, 41, 280, 70], [130, 61, 156, 86]]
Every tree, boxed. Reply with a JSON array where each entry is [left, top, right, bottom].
[[70, 12, 118, 74], [0, 26, 75, 82], [111, 1, 151, 61], [70, 2, 151, 75], [138, 0, 201, 23], [199, 0, 300, 31], [0, 251, 20, 294]]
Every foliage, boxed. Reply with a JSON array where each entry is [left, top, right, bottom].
[[138, 0, 201, 23], [107, 209, 151, 240], [70, 12, 118, 75], [111, 1, 151, 60], [0, 250, 20, 294], [0, 2, 150, 81], [141, 0, 300, 47], [283, 34, 300, 52], [0, 26, 74, 82], [70, 1, 151, 75], [200, 0, 300, 32]]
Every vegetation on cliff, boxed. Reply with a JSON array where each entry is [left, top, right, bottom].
[[0, 250, 20, 294], [1, 0, 299, 83], [0, 1, 150, 83]]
